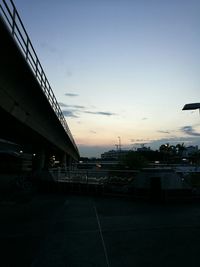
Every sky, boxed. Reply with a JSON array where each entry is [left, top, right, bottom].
[[13, 0, 200, 157]]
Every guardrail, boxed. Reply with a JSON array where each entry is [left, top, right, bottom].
[[46, 169, 135, 197], [49, 168, 136, 185], [0, 0, 79, 154], [46, 169, 199, 200]]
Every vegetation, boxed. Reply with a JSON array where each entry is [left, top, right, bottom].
[[79, 143, 200, 170], [121, 151, 148, 170], [119, 143, 200, 170]]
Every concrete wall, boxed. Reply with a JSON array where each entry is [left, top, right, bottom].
[[134, 169, 186, 190]]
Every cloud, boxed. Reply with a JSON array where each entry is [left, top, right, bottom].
[[90, 130, 97, 134], [84, 111, 116, 116], [131, 138, 149, 143], [62, 110, 78, 118], [65, 93, 79, 97], [59, 102, 85, 109], [60, 105, 116, 118], [71, 105, 85, 109], [60, 101, 116, 117], [157, 130, 170, 134], [59, 102, 68, 107], [142, 117, 148, 120], [180, 126, 200, 136]]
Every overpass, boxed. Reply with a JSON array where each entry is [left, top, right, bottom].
[[0, 0, 79, 170]]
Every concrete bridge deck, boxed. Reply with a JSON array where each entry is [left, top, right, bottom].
[[0, 0, 79, 168]]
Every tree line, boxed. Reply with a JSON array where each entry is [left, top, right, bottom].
[[119, 143, 200, 170]]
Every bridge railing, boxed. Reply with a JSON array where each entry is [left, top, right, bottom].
[[0, 0, 79, 154]]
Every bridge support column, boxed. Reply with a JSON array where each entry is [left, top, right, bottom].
[[66, 156, 75, 170], [34, 148, 46, 171], [60, 152, 67, 170]]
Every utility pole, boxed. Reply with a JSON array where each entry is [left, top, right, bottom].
[[118, 136, 122, 161], [118, 136, 121, 151]]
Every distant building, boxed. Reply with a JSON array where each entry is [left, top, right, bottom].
[[101, 149, 130, 160], [137, 146, 151, 152], [182, 146, 199, 157], [101, 150, 118, 160]]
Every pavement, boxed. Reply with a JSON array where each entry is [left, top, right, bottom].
[[1, 192, 200, 267]]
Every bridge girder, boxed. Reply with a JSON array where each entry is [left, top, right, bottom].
[[0, 16, 79, 161]]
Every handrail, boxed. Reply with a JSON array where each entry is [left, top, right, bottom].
[[0, 0, 79, 154]]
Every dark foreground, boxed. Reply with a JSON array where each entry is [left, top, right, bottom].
[[1, 192, 200, 267]]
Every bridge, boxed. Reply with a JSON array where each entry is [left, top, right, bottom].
[[0, 0, 79, 171]]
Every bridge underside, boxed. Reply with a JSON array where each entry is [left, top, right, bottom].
[[0, 16, 79, 164], [0, 105, 55, 153]]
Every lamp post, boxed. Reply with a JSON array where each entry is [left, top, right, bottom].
[[182, 103, 200, 115], [182, 103, 200, 166]]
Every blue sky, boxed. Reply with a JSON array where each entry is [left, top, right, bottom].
[[14, 0, 200, 157]]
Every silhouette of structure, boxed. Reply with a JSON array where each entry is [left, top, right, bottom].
[[0, 0, 79, 171]]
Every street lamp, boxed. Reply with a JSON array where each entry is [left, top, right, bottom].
[[182, 103, 200, 114]]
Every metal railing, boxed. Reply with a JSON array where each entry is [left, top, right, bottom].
[[48, 168, 135, 197], [0, 0, 79, 153]]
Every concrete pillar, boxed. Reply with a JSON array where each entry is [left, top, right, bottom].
[[68, 156, 75, 170], [60, 152, 67, 170], [34, 148, 46, 171]]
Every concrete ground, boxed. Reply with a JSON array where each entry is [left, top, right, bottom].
[[1, 193, 200, 267]]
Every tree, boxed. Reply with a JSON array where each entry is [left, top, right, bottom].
[[159, 143, 177, 163], [176, 143, 186, 157], [190, 150, 200, 165], [122, 151, 148, 170], [159, 143, 170, 154], [159, 143, 176, 155]]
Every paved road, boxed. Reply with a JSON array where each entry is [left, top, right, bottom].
[[1, 193, 200, 266]]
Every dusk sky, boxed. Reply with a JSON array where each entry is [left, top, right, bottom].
[[14, 0, 200, 157]]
